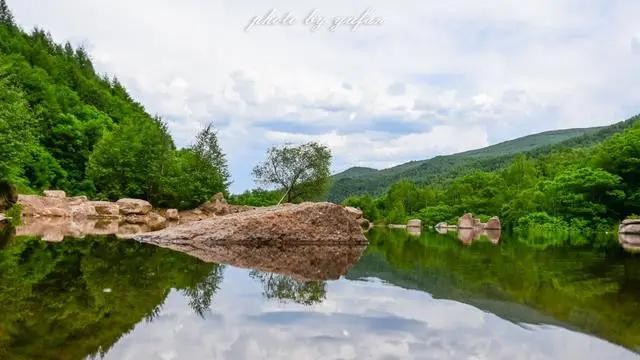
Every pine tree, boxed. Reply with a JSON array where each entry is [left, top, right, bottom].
[[0, 0, 14, 26], [193, 123, 231, 185]]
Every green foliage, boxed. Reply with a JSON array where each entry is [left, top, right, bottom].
[[0, 0, 14, 27], [329, 115, 640, 202], [228, 188, 282, 207], [386, 201, 407, 224], [191, 123, 230, 186], [87, 117, 174, 202], [0, 74, 37, 182], [340, 119, 640, 237], [594, 121, 640, 214], [253, 142, 332, 203], [0, 9, 230, 208], [514, 212, 570, 233], [350, 228, 640, 349], [0, 235, 223, 359], [415, 205, 457, 226], [5, 203, 21, 226], [343, 195, 381, 223], [0, 180, 17, 211]]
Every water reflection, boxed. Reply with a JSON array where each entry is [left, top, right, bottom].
[[435, 225, 501, 245], [620, 233, 640, 253], [0, 235, 221, 359], [1, 229, 639, 359], [102, 266, 637, 360], [250, 271, 326, 305], [354, 228, 640, 352], [15, 217, 159, 241], [150, 244, 366, 281]]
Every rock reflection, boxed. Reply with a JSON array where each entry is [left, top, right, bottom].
[[15, 217, 162, 241], [457, 227, 501, 245], [173, 244, 366, 281], [619, 233, 640, 253]]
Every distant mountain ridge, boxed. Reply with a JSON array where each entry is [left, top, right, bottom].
[[328, 115, 639, 202]]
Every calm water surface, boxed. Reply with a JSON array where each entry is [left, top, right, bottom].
[[0, 225, 639, 359]]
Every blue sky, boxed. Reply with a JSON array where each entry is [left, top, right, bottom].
[[10, 0, 640, 192]]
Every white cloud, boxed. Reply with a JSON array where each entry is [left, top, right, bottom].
[[9, 0, 640, 191]]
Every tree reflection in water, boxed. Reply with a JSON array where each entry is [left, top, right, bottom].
[[250, 270, 327, 305], [0, 235, 221, 359], [183, 266, 225, 317]]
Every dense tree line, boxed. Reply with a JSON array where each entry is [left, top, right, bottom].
[[344, 119, 640, 234], [0, 3, 228, 209], [329, 115, 640, 203]]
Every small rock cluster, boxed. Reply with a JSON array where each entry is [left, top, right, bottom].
[[17, 190, 181, 233]]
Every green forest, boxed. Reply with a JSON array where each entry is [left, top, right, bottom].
[[0, 6, 229, 210], [343, 115, 640, 234]]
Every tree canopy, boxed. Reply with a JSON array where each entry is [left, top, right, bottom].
[[0, 5, 230, 208]]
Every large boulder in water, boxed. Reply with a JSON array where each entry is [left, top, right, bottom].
[[0, 181, 18, 211], [135, 202, 368, 248]]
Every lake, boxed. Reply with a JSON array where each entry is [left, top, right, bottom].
[[0, 225, 639, 359]]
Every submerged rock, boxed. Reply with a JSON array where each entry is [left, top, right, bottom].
[[135, 202, 368, 249]]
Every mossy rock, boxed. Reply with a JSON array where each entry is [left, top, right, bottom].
[[0, 180, 18, 211]]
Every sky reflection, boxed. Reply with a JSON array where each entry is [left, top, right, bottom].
[[103, 267, 637, 360]]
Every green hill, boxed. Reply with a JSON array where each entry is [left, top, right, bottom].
[[328, 115, 639, 202], [0, 3, 228, 208]]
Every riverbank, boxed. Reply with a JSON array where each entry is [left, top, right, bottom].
[[12, 191, 368, 247]]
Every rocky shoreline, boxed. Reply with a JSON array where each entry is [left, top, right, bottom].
[[11, 191, 368, 247]]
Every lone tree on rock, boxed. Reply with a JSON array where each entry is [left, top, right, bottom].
[[253, 142, 331, 204]]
